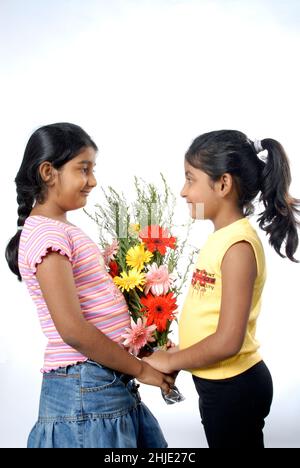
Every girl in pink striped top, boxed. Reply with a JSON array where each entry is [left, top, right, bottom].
[[5, 122, 173, 448]]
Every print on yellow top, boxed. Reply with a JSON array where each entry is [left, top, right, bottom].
[[191, 269, 216, 295]]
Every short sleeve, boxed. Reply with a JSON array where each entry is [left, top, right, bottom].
[[25, 223, 73, 273]]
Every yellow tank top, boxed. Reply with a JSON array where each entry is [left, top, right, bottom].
[[179, 217, 266, 379]]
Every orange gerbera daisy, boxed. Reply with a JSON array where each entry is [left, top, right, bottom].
[[140, 292, 177, 332], [139, 225, 176, 255]]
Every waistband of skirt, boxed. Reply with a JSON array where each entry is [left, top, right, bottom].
[[43, 359, 135, 385]]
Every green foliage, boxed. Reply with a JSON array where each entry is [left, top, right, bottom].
[[85, 173, 198, 292], [84, 174, 198, 349]]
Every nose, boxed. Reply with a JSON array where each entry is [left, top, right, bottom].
[[180, 183, 187, 198], [89, 172, 97, 188]]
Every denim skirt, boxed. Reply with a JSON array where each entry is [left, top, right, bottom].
[[27, 360, 167, 448]]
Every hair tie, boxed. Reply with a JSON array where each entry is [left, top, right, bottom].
[[17, 226, 23, 231], [254, 139, 263, 153]]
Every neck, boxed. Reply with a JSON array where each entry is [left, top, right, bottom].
[[30, 203, 68, 223], [212, 207, 244, 232]]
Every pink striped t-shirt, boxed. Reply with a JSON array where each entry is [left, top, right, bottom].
[[18, 215, 130, 372]]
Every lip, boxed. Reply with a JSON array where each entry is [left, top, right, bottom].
[[81, 191, 91, 196]]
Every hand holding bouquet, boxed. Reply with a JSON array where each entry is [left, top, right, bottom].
[[86, 175, 196, 403]]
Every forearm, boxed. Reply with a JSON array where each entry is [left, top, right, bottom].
[[169, 332, 237, 372], [64, 320, 142, 377]]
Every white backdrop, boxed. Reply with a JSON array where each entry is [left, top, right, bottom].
[[1, 0, 300, 448]]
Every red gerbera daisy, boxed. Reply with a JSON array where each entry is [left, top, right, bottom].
[[139, 225, 176, 255], [140, 292, 178, 332], [108, 260, 119, 278]]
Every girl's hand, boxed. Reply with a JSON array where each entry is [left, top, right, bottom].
[[136, 361, 175, 395], [142, 350, 174, 374]]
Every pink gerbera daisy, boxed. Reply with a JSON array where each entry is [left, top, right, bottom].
[[121, 318, 156, 356], [144, 263, 176, 296], [102, 239, 119, 265]]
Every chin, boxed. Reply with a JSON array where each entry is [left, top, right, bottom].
[[187, 202, 205, 220], [191, 207, 205, 220], [68, 201, 87, 211]]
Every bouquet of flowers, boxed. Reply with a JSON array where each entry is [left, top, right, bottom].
[[85, 174, 196, 403]]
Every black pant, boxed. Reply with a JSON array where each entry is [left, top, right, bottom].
[[193, 361, 273, 448]]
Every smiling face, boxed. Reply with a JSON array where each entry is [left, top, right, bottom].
[[180, 160, 219, 220], [54, 146, 97, 211], [37, 145, 98, 214]]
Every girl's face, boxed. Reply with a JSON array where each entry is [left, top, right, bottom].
[[52, 146, 97, 211], [180, 161, 219, 220]]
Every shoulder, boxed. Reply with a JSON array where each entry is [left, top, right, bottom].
[[24, 217, 71, 245], [216, 218, 265, 277], [25, 215, 70, 232], [222, 241, 257, 276], [23, 217, 74, 269], [220, 242, 258, 303]]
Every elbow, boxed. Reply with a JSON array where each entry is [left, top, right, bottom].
[[217, 335, 243, 360], [59, 320, 97, 352], [225, 340, 242, 359], [224, 342, 242, 359], [59, 327, 85, 350], [62, 334, 82, 349]]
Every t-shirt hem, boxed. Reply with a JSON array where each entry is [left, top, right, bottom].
[[41, 357, 89, 373], [190, 352, 262, 380]]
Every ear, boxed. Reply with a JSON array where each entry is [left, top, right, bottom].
[[218, 173, 233, 198], [38, 161, 57, 186]]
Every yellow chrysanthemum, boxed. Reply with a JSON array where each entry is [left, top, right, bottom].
[[113, 268, 146, 292], [126, 244, 153, 271]]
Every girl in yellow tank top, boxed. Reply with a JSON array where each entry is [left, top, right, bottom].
[[144, 130, 299, 448]]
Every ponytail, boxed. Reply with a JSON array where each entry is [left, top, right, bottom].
[[258, 138, 300, 262], [184, 130, 299, 262]]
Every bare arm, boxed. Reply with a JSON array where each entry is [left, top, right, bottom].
[[144, 241, 257, 373], [36, 252, 174, 392]]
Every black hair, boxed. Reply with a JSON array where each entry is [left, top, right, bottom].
[[5, 122, 98, 281], [185, 129, 300, 262]]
